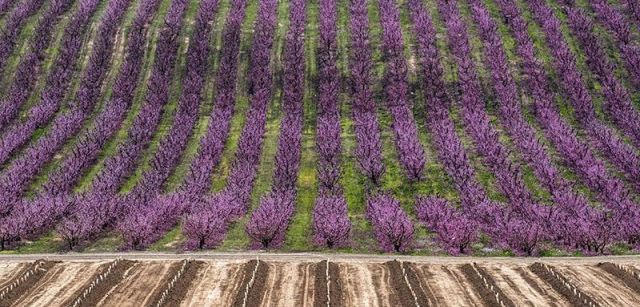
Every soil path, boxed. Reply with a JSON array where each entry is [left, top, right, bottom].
[[0, 263, 25, 288], [9, 261, 93, 306], [97, 261, 171, 306], [179, 260, 245, 306], [337, 262, 380, 307], [413, 264, 482, 306], [555, 264, 640, 306], [482, 263, 568, 307]]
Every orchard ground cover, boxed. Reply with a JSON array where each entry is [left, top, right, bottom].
[[0, 0, 639, 257]]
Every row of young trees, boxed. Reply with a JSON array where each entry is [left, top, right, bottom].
[[349, 0, 414, 253], [245, 0, 307, 249], [438, 0, 533, 208], [132, 0, 236, 202], [311, 0, 351, 249], [0, 0, 103, 166], [468, 0, 580, 255], [1, 0, 639, 255], [181, 0, 278, 250], [348, 0, 384, 185], [0, 0, 73, 130], [85, 0, 187, 197], [428, 0, 546, 256]]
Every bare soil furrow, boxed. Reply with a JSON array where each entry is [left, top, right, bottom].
[[147, 260, 204, 307], [314, 260, 343, 307], [555, 265, 639, 306], [403, 262, 435, 307], [14, 261, 104, 306], [178, 261, 244, 306], [299, 262, 317, 306], [97, 261, 167, 306], [0, 258, 635, 306], [64, 259, 136, 307], [258, 262, 282, 306], [337, 263, 378, 307], [384, 261, 420, 307], [0, 260, 58, 306], [261, 262, 315, 306], [459, 263, 516, 307], [0, 263, 23, 288], [369, 263, 399, 306], [484, 264, 568, 307], [231, 259, 269, 307], [597, 262, 640, 294], [441, 265, 484, 306], [529, 263, 598, 307]]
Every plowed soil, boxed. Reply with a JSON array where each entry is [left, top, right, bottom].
[[314, 260, 341, 307], [553, 264, 639, 306], [405, 263, 437, 306], [597, 262, 640, 294], [459, 263, 516, 307], [529, 263, 597, 307], [483, 263, 569, 306], [149, 260, 204, 307], [231, 259, 269, 307], [0, 260, 59, 306], [178, 260, 245, 306], [413, 264, 484, 306], [68, 260, 136, 307], [384, 261, 419, 307], [0, 256, 637, 306]]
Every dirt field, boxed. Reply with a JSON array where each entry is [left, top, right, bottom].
[[0, 254, 638, 306]]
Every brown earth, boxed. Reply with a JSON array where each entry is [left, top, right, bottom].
[[178, 260, 245, 306], [64, 259, 136, 307], [405, 263, 437, 306], [597, 262, 640, 295], [97, 261, 171, 306], [529, 263, 597, 307], [460, 263, 505, 307], [314, 261, 328, 307], [314, 260, 343, 307], [145, 260, 184, 306], [231, 259, 269, 307], [149, 260, 204, 307], [0, 260, 58, 307], [260, 261, 316, 306], [12, 261, 106, 306], [0, 256, 638, 306], [0, 263, 25, 289], [483, 264, 569, 306], [416, 263, 484, 305], [384, 261, 419, 307], [327, 261, 342, 306], [553, 264, 640, 306]]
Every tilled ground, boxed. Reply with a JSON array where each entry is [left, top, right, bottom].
[[0, 257, 638, 306]]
